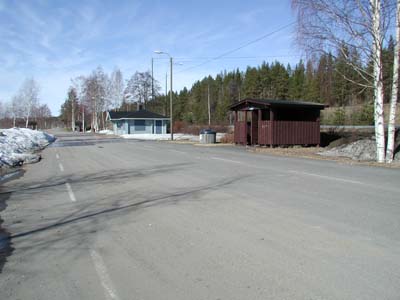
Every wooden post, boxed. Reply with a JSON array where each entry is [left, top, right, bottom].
[[233, 111, 238, 144], [258, 109, 262, 146], [270, 108, 274, 147], [316, 114, 320, 147], [245, 110, 248, 145]]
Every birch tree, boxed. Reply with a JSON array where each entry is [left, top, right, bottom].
[[18, 78, 40, 128], [35, 104, 51, 129], [370, 0, 386, 162], [83, 68, 108, 131], [386, 1, 400, 162], [67, 87, 78, 131], [8, 96, 22, 127], [2, 98, 19, 127], [97, 68, 110, 129], [83, 74, 99, 132], [109, 68, 124, 111], [292, 0, 397, 163], [71, 76, 86, 132], [125, 71, 159, 110]]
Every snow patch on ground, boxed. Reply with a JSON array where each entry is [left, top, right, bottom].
[[120, 132, 226, 142], [0, 128, 55, 167], [120, 133, 200, 141], [98, 129, 114, 135]]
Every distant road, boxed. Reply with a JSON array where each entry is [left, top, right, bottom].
[[1, 132, 399, 300]]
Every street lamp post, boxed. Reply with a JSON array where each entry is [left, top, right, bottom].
[[151, 58, 154, 101], [169, 56, 173, 141], [154, 50, 174, 141]]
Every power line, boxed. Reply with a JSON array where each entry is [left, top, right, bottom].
[[174, 54, 302, 61], [176, 21, 296, 73]]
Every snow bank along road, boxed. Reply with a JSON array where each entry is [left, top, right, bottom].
[[0, 131, 400, 300], [0, 128, 55, 168]]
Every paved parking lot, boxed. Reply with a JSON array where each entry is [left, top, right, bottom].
[[1, 132, 399, 300]]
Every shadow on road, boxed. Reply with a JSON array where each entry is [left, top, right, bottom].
[[11, 174, 243, 241], [1, 159, 252, 267], [0, 192, 14, 274], [0, 162, 193, 195]]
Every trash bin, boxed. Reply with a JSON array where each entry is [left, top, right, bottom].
[[199, 129, 216, 144]]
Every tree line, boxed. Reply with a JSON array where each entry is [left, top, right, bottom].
[[146, 40, 395, 125], [61, 38, 396, 130], [292, 0, 399, 163], [60, 1, 399, 163], [60, 67, 161, 131], [0, 78, 53, 129]]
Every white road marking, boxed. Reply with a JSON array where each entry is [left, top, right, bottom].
[[56, 153, 60, 159], [288, 170, 365, 185], [90, 249, 120, 300], [211, 157, 242, 164], [65, 183, 76, 202], [59, 163, 64, 172]]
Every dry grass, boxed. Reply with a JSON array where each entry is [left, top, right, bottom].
[[173, 121, 232, 135], [322, 104, 400, 125], [219, 133, 234, 144]]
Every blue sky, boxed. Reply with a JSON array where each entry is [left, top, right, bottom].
[[0, 0, 300, 115]]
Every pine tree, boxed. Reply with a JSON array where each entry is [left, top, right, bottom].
[[382, 36, 395, 103], [316, 53, 334, 105], [289, 60, 306, 99], [270, 62, 289, 99], [243, 67, 261, 98], [304, 60, 319, 101]]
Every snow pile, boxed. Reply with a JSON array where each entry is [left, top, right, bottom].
[[98, 129, 114, 135], [319, 138, 377, 161], [0, 128, 55, 167], [121, 133, 200, 141]]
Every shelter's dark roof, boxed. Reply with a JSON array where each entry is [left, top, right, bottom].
[[229, 98, 326, 110], [108, 110, 168, 120]]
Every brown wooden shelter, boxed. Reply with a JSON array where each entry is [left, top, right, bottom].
[[230, 99, 326, 146]]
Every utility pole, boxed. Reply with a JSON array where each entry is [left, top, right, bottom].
[[165, 72, 168, 116], [71, 96, 75, 132], [170, 56, 173, 141], [82, 105, 85, 133], [207, 84, 211, 126], [154, 50, 175, 140]]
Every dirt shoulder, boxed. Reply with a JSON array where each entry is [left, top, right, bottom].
[[247, 146, 400, 169]]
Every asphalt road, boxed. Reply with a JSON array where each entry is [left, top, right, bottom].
[[1, 131, 400, 300]]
